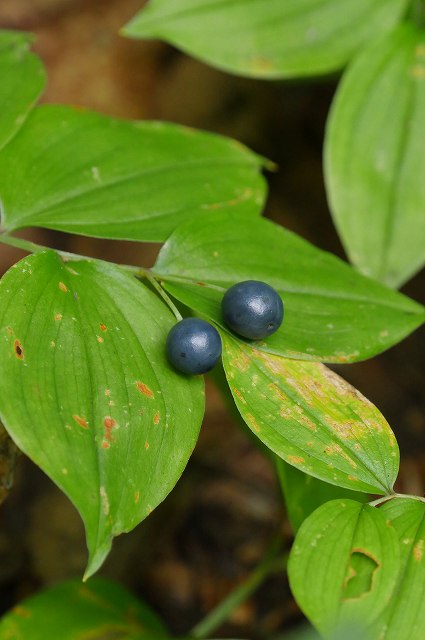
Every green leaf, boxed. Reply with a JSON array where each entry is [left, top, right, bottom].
[[222, 335, 399, 495], [288, 500, 400, 637], [370, 497, 425, 640], [154, 212, 425, 363], [0, 251, 204, 577], [123, 0, 409, 79], [275, 457, 368, 532], [0, 104, 266, 242], [0, 30, 46, 152], [325, 23, 425, 288], [0, 577, 170, 639]]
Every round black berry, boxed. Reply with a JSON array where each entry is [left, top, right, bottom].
[[221, 280, 284, 340], [166, 317, 222, 375]]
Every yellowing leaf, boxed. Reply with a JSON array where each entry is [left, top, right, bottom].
[[222, 335, 399, 494]]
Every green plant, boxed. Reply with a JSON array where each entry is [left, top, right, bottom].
[[0, 2, 425, 636]]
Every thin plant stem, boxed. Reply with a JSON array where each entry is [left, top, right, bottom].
[[190, 539, 287, 640], [151, 271, 226, 292], [0, 233, 48, 255], [0, 232, 183, 320], [0, 232, 141, 272], [369, 493, 425, 508], [141, 271, 183, 321]]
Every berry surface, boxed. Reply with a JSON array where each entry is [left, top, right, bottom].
[[221, 280, 284, 340], [166, 317, 222, 375]]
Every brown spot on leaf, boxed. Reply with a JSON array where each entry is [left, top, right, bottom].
[[153, 412, 160, 425], [229, 351, 250, 373], [246, 413, 261, 433], [13, 606, 31, 618], [134, 490, 140, 504], [136, 381, 154, 398], [145, 441, 150, 450], [58, 282, 68, 293], [196, 282, 207, 287], [325, 443, 357, 468], [249, 55, 274, 72], [14, 340, 24, 360], [54, 313, 63, 321], [96, 336, 104, 343], [99, 323, 107, 332], [6, 326, 13, 337], [103, 417, 116, 442], [73, 415, 88, 429], [101, 440, 110, 449], [414, 540, 424, 562], [287, 455, 305, 465], [232, 387, 247, 404]]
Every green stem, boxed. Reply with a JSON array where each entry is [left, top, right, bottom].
[[190, 539, 286, 640], [0, 232, 183, 319], [0, 232, 140, 272], [0, 233, 48, 255], [142, 271, 183, 321], [369, 495, 397, 508], [369, 492, 425, 508], [152, 271, 226, 292]]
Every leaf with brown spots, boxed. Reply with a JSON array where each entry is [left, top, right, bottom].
[[0, 577, 170, 639], [123, 0, 407, 79], [0, 251, 204, 578], [154, 212, 425, 363], [370, 498, 425, 640], [0, 105, 266, 243], [288, 499, 400, 637], [222, 335, 399, 494]]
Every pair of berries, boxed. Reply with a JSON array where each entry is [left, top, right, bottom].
[[166, 280, 284, 375]]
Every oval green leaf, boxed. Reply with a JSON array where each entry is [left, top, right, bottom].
[[288, 500, 400, 637], [0, 30, 46, 152], [222, 335, 399, 494], [123, 0, 408, 79], [0, 104, 266, 242], [325, 24, 425, 288], [0, 251, 204, 577], [275, 457, 368, 533], [370, 497, 425, 640], [0, 577, 170, 639], [154, 212, 425, 363]]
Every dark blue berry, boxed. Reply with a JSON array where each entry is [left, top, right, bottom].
[[166, 318, 222, 375], [221, 280, 284, 340]]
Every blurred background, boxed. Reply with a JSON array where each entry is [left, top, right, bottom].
[[0, 0, 424, 637]]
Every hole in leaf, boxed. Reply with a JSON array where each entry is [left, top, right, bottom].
[[342, 550, 379, 600], [14, 340, 24, 360]]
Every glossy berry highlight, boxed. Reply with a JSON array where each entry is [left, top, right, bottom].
[[166, 317, 222, 375], [221, 280, 284, 340]]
